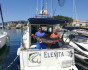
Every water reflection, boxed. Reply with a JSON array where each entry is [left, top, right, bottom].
[[0, 29, 23, 70], [0, 45, 10, 70]]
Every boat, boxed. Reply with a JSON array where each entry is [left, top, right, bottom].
[[0, 31, 8, 49], [17, 0, 78, 70], [72, 29, 88, 36], [17, 18, 78, 70], [62, 30, 88, 59], [16, 24, 23, 29], [0, 4, 9, 49]]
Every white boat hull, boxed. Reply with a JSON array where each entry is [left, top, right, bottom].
[[0, 32, 7, 49], [25, 65, 78, 70], [17, 22, 78, 70], [75, 42, 88, 50], [75, 53, 88, 59], [63, 38, 88, 59], [17, 48, 78, 70]]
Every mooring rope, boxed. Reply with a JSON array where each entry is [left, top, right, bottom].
[[5, 55, 19, 70]]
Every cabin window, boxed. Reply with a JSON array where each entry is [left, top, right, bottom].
[[31, 25, 53, 46], [31, 25, 39, 45], [30, 25, 63, 49]]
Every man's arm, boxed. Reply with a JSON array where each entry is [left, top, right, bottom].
[[50, 34, 53, 38], [32, 34, 36, 39], [57, 34, 60, 38]]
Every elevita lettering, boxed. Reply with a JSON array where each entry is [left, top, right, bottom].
[[44, 51, 64, 58]]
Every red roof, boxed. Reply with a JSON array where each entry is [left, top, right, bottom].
[[74, 20, 88, 23]]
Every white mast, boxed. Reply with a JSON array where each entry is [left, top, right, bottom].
[[73, 0, 75, 20], [36, 0, 38, 15], [40, 0, 43, 15], [46, 0, 47, 9], [75, 2, 78, 20], [51, 0, 53, 17], [41, 0, 42, 10], [73, 0, 78, 20]]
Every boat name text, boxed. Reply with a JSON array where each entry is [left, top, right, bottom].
[[44, 51, 64, 58]]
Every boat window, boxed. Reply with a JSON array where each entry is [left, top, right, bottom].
[[72, 37, 88, 43], [42, 27, 47, 32], [30, 25, 64, 49], [48, 27, 52, 33], [31, 25, 39, 45], [31, 25, 53, 46], [30, 25, 65, 49]]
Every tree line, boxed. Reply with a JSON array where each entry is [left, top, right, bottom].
[[54, 15, 73, 23]]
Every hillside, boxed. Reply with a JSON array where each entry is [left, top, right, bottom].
[[54, 15, 73, 23]]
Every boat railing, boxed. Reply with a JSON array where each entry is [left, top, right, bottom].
[[20, 47, 74, 51], [20, 44, 74, 51]]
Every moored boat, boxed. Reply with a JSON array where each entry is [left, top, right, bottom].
[[0, 4, 9, 49], [0, 31, 8, 49], [17, 0, 78, 70], [17, 18, 78, 70], [62, 30, 88, 60]]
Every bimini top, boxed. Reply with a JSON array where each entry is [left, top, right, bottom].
[[28, 18, 67, 25]]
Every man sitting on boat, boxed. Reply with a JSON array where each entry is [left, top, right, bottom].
[[50, 29, 60, 49], [32, 27, 46, 49]]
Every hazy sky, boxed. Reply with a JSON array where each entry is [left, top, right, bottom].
[[0, 0, 88, 23]]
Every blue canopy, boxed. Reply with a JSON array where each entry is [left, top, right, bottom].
[[28, 18, 67, 25]]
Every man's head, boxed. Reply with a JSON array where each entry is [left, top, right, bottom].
[[38, 27, 42, 32], [53, 29, 57, 34]]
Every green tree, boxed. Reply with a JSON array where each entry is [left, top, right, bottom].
[[86, 24, 88, 28], [54, 15, 73, 23], [74, 24, 76, 27], [80, 24, 82, 27]]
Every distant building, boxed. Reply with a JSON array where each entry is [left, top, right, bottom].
[[71, 20, 88, 27], [7, 22, 17, 27], [16, 23, 24, 29], [54, 24, 61, 29]]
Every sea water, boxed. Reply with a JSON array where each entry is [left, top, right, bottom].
[[0, 29, 23, 70]]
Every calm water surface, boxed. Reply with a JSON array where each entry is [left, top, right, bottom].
[[0, 29, 88, 70], [0, 29, 23, 70]]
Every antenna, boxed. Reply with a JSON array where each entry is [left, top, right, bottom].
[[36, 0, 38, 15], [51, 0, 53, 17], [41, 0, 42, 10], [40, 0, 45, 15], [53, 1, 59, 16], [43, 0, 44, 10], [37, 0, 38, 9], [46, 0, 47, 9], [73, 0, 78, 20], [73, 0, 75, 20], [40, 0, 48, 15], [40, 0, 43, 15], [75, 4, 78, 20]]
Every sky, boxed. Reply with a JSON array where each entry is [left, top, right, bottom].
[[0, 0, 88, 23]]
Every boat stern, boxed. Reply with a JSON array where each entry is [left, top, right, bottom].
[[19, 48, 78, 70]]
